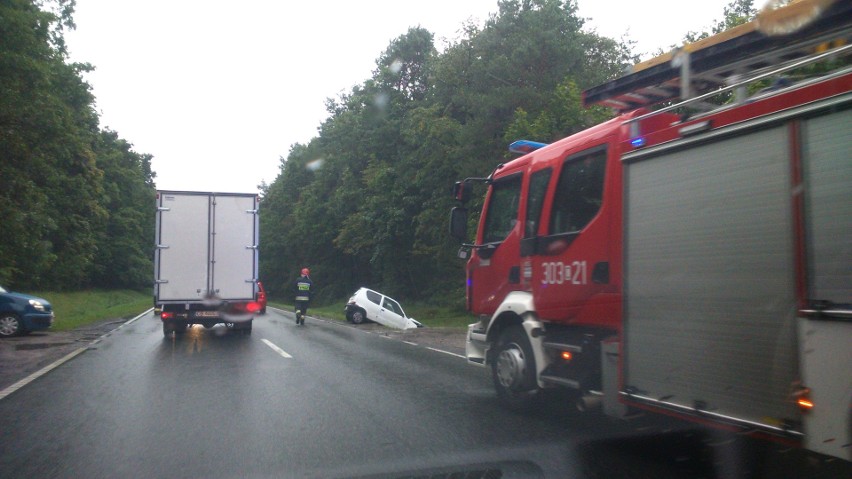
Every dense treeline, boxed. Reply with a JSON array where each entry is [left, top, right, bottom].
[[0, 0, 155, 290], [259, 0, 632, 305], [0, 0, 751, 301]]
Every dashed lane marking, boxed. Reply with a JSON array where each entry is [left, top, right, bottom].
[[264, 308, 466, 361], [261, 339, 293, 358], [425, 347, 466, 359]]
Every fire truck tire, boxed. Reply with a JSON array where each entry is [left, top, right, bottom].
[[492, 325, 539, 409]]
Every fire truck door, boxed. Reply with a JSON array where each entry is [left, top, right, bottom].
[[531, 146, 610, 321], [469, 174, 523, 315]]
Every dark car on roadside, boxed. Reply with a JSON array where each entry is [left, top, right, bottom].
[[0, 285, 54, 337]]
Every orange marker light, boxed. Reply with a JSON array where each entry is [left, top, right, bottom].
[[561, 351, 573, 361], [797, 398, 814, 411]]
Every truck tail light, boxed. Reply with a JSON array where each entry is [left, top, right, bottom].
[[794, 386, 813, 412], [245, 302, 262, 313], [161, 312, 174, 320]]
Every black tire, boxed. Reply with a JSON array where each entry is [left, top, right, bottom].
[[162, 321, 174, 338], [231, 319, 252, 334], [350, 309, 365, 325], [0, 313, 22, 338], [491, 325, 540, 410], [175, 323, 188, 335]]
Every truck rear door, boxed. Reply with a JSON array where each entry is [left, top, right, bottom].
[[155, 193, 211, 301], [210, 194, 258, 300]]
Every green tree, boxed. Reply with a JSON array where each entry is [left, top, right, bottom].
[[259, 0, 633, 305], [1, 0, 155, 291], [0, 0, 104, 289], [90, 130, 156, 289]]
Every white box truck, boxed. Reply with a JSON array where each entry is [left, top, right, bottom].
[[154, 191, 260, 336]]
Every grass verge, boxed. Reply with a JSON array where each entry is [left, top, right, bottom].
[[31, 290, 151, 331]]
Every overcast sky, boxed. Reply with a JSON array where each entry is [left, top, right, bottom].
[[64, 0, 734, 194]]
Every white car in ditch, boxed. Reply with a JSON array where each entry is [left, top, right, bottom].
[[344, 288, 422, 330]]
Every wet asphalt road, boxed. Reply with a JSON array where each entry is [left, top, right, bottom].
[[0, 309, 841, 478]]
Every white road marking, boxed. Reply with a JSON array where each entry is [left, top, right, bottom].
[[261, 339, 293, 358], [0, 347, 87, 400], [270, 313, 466, 361], [426, 347, 466, 359], [0, 308, 154, 402]]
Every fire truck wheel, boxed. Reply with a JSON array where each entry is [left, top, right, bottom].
[[492, 325, 539, 409]]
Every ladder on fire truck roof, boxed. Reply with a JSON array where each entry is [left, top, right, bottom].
[[582, 0, 852, 112]]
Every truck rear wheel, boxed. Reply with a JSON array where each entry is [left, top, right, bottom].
[[492, 325, 539, 410], [162, 321, 174, 338], [235, 319, 252, 334]]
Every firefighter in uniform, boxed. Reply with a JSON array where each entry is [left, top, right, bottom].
[[294, 268, 312, 325]]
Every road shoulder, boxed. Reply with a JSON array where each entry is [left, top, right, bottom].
[[0, 318, 129, 391]]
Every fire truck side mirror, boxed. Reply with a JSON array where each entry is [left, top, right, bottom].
[[450, 206, 468, 242], [452, 181, 472, 203]]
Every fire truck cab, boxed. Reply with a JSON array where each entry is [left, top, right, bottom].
[[451, 0, 851, 462]]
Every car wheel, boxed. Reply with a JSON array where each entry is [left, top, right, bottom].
[[492, 325, 540, 410], [350, 309, 366, 324], [0, 313, 22, 337]]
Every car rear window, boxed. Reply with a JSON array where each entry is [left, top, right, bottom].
[[366, 290, 381, 304]]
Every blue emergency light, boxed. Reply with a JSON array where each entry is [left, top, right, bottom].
[[630, 137, 646, 148], [509, 140, 549, 154]]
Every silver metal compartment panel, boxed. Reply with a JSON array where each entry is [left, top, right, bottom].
[[798, 109, 852, 460], [623, 126, 799, 430]]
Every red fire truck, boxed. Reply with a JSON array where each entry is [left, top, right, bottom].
[[450, 0, 851, 462]]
